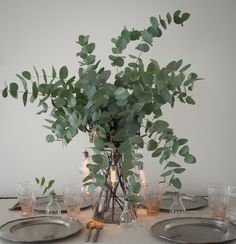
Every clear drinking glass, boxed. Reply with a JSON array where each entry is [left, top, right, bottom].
[[63, 184, 81, 220], [16, 182, 36, 217], [143, 181, 163, 216], [228, 186, 236, 220], [208, 184, 230, 220]]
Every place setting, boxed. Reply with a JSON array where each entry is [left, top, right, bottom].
[[0, 182, 93, 243], [150, 184, 236, 243]]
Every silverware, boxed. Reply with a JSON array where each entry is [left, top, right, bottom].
[[86, 221, 104, 242], [92, 223, 103, 242], [86, 221, 96, 242]]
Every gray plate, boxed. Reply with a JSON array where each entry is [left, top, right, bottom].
[[160, 194, 208, 211], [0, 216, 83, 242], [35, 195, 92, 212], [151, 217, 236, 243]]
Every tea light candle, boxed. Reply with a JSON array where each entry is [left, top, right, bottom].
[[83, 151, 89, 178], [138, 165, 146, 185], [110, 165, 117, 186]]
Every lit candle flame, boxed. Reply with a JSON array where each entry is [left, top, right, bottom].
[[139, 165, 146, 185], [110, 165, 116, 187], [83, 151, 89, 178]]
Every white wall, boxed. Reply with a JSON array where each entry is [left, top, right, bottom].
[[0, 0, 235, 196]]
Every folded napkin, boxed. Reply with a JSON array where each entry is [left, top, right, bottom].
[[9, 202, 21, 211]]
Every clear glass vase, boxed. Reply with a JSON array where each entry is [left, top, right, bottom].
[[120, 201, 136, 229], [170, 192, 186, 216], [45, 194, 61, 217]]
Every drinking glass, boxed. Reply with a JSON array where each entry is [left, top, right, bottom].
[[228, 186, 236, 220], [16, 182, 36, 217], [143, 181, 163, 216], [208, 184, 230, 220], [63, 184, 81, 220]]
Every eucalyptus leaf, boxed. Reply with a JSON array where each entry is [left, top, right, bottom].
[[147, 139, 158, 151], [141, 30, 153, 45], [22, 91, 28, 106], [2, 87, 8, 98], [32, 82, 38, 99], [46, 134, 55, 143], [78, 35, 89, 46], [130, 30, 141, 40], [179, 145, 189, 156], [170, 177, 182, 189], [173, 168, 186, 174], [161, 170, 173, 177], [150, 16, 158, 28], [59, 66, 68, 79], [186, 96, 196, 105], [164, 161, 181, 169], [9, 83, 18, 98], [136, 43, 150, 52], [166, 12, 172, 24], [22, 71, 31, 80], [184, 154, 196, 164]]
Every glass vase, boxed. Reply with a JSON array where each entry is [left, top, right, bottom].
[[170, 192, 186, 216], [45, 194, 61, 217], [92, 148, 135, 224]]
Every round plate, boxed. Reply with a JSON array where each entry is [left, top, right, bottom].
[[151, 217, 236, 243], [160, 194, 208, 211], [0, 216, 83, 242], [35, 195, 92, 212]]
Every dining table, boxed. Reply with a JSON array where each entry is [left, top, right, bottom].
[[0, 198, 235, 244]]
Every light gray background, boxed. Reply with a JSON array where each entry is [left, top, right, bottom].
[[0, 0, 235, 196]]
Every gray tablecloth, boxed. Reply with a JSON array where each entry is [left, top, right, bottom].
[[0, 199, 234, 244]]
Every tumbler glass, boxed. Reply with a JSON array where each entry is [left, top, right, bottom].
[[63, 184, 81, 219], [17, 182, 36, 217], [143, 181, 163, 216], [208, 184, 230, 220]]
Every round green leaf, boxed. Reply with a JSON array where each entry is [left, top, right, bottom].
[[184, 154, 196, 164], [150, 16, 158, 28], [59, 66, 68, 79], [152, 147, 164, 157], [78, 35, 89, 46], [86, 43, 95, 53], [179, 145, 189, 156], [9, 82, 18, 98], [170, 177, 182, 189], [182, 12, 190, 22], [147, 139, 158, 151], [130, 30, 141, 40], [22, 71, 31, 80], [141, 30, 153, 45], [136, 43, 150, 52]]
